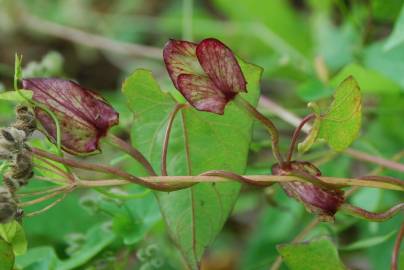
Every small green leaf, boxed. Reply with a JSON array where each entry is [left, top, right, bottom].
[[0, 90, 33, 102], [339, 230, 396, 251], [0, 237, 14, 270], [317, 76, 361, 151], [0, 221, 27, 256], [57, 225, 115, 270], [278, 238, 346, 270]]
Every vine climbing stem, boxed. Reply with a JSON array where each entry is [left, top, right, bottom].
[[29, 147, 404, 191]]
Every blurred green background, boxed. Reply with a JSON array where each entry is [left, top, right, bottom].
[[0, 0, 403, 269]]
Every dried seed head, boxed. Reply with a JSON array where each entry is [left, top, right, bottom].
[[13, 105, 37, 136], [0, 127, 27, 160], [0, 187, 18, 224], [5, 151, 34, 189]]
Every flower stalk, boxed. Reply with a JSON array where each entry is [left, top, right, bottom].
[[106, 133, 157, 176], [286, 113, 315, 162], [161, 103, 185, 176], [234, 96, 284, 164]]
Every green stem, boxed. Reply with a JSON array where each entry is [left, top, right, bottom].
[[235, 96, 284, 165], [18, 187, 69, 207], [24, 192, 68, 217], [94, 187, 151, 200]]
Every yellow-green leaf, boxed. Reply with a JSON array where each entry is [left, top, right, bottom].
[[0, 237, 14, 270], [0, 90, 33, 102], [298, 117, 320, 154], [0, 221, 27, 256], [278, 238, 346, 270], [317, 76, 361, 151]]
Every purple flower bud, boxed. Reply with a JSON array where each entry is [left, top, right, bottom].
[[22, 78, 119, 154], [163, 38, 247, 114], [272, 161, 345, 221]]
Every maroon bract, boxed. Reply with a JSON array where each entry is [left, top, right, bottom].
[[22, 78, 119, 154], [163, 38, 247, 114], [272, 161, 345, 221]]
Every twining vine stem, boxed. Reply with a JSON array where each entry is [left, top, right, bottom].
[[74, 175, 403, 191], [30, 147, 404, 191]]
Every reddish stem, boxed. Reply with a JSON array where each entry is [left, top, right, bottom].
[[161, 104, 184, 176], [235, 96, 284, 165], [107, 134, 157, 176], [392, 221, 404, 270], [34, 154, 74, 182], [31, 147, 182, 191], [286, 113, 315, 162], [341, 203, 404, 222]]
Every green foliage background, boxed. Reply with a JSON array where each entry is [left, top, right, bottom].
[[0, 0, 403, 269]]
